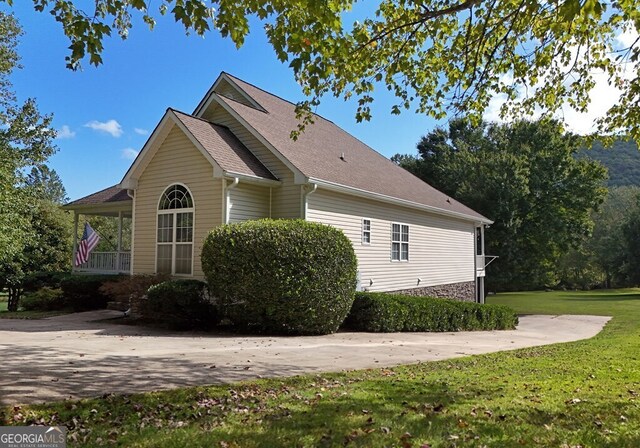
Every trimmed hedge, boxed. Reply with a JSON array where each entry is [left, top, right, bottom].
[[202, 219, 357, 335], [60, 274, 125, 311], [140, 279, 218, 330], [21, 287, 66, 311], [344, 292, 518, 332], [22, 271, 70, 293]]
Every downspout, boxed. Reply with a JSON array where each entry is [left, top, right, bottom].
[[480, 224, 486, 304], [225, 177, 239, 224], [302, 183, 318, 220], [473, 224, 479, 304]]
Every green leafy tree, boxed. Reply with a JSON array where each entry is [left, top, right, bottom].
[[0, 12, 59, 311], [396, 118, 607, 291], [5, 1, 640, 138], [557, 186, 640, 289], [22, 200, 72, 274], [590, 186, 640, 287], [25, 165, 69, 204], [620, 195, 640, 285]]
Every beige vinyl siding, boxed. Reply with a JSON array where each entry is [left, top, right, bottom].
[[307, 189, 475, 292], [271, 183, 301, 219], [229, 182, 270, 222], [133, 125, 222, 278], [204, 105, 301, 219]]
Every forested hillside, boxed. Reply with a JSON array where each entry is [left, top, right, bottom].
[[580, 140, 640, 186]]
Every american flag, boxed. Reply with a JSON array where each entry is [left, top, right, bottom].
[[75, 223, 100, 266]]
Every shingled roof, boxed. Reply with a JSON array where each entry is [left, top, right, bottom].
[[66, 185, 130, 207], [171, 109, 277, 181], [213, 73, 489, 222]]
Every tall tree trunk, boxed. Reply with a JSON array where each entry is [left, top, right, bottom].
[[7, 286, 20, 312]]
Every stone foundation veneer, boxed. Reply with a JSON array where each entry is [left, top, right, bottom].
[[387, 281, 476, 302]]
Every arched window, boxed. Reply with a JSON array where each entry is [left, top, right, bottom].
[[157, 184, 194, 275]]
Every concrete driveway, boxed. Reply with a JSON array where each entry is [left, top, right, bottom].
[[0, 311, 610, 405]]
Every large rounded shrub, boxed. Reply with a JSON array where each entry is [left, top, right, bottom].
[[201, 219, 357, 335]]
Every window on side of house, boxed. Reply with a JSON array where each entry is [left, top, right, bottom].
[[391, 223, 409, 261], [157, 184, 194, 275], [362, 218, 371, 245]]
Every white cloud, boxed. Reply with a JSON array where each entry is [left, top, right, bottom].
[[56, 125, 76, 139], [616, 24, 639, 49], [121, 148, 139, 160], [134, 127, 149, 135], [84, 119, 123, 137], [483, 27, 639, 135]]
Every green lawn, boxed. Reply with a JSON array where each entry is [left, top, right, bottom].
[[0, 291, 72, 319], [3, 289, 640, 447]]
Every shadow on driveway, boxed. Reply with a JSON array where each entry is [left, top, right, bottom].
[[0, 310, 611, 406]]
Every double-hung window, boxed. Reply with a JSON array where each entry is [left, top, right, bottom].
[[391, 223, 409, 261], [157, 184, 194, 275], [362, 219, 371, 244]]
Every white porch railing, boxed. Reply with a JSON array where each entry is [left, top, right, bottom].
[[74, 251, 131, 274]]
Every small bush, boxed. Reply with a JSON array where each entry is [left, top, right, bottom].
[[22, 271, 70, 293], [21, 287, 66, 311], [344, 292, 518, 332], [140, 279, 218, 330], [202, 219, 357, 335], [100, 273, 170, 307], [60, 274, 125, 311]]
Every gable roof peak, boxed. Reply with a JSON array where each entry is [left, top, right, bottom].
[[211, 74, 490, 223], [222, 72, 338, 125]]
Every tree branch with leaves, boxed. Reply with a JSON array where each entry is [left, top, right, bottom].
[[5, 0, 637, 138]]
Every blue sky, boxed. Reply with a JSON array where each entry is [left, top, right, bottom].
[[4, 3, 440, 201]]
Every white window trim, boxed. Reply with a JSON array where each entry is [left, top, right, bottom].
[[361, 218, 371, 245], [155, 183, 195, 276], [391, 222, 409, 262]]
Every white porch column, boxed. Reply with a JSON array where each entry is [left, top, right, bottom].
[[116, 210, 123, 272], [72, 212, 79, 271]]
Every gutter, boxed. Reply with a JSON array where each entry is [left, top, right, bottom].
[[223, 171, 280, 187], [307, 177, 493, 225]]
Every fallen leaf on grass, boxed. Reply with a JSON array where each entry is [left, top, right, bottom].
[[400, 432, 412, 448]]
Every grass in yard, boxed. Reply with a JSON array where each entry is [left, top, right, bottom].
[[2, 289, 640, 447], [0, 308, 73, 319], [0, 293, 72, 319]]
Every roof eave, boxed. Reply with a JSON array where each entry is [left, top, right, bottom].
[[193, 72, 266, 117], [307, 177, 493, 225], [62, 201, 132, 213], [224, 171, 281, 186]]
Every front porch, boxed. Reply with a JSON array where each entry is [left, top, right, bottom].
[[63, 185, 133, 275], [74, 251, 131, 274]]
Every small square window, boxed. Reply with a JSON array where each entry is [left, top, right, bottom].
[[362, 219, 371, 244]]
